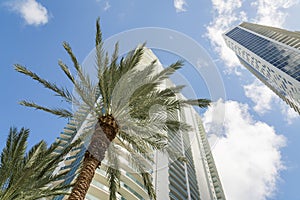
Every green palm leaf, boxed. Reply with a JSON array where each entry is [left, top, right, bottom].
[[0, 127, 81, 200]]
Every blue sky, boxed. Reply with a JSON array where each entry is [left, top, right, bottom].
[[1, 0, 300, 199]]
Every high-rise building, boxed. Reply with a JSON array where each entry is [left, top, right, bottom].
[[223, 22, 300, 114], [54, 49, 225, 200]]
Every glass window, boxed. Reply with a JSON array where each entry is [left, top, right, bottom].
[[226, 27, 300, 78]]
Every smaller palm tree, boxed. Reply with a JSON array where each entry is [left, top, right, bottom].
[[0, 127, 80, 200]]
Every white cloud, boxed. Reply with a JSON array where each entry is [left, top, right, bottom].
[[210, 0, 242, 14], [205, 0, 247, 72], [173, 0, 187, 12], [243, 80, 277, 114], [251, 0, 299, 27], [95, 0, 111, 11], [203, 100, 286, 200], [8, 0, 49, 26], [279, 101, 299, 124], [243, 79, 300, 123], [104, 1, 111, 11]]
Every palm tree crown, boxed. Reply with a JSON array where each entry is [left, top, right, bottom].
[[14, 18, 211, 200], [0, 127, 79, 200]]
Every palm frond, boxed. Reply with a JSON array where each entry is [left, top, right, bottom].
[[95, 17, 103, 49], [142, 135, 168, 150], [164, 120, 190, 133], [140, 171, 156, 200], [73, 80, 97, 110], [98, 52, 110, 113], [58, 60, 75, 84], [114, 138, 156, 200], [14, 64, 73, 103], [128, 91, 181, 121], [105, 43, 119, 114], [0, 127, 29, 189], [117, 132, 154, 163], [151, 60, 183, 82], [181, 98, 211, 108], [158, 85, 185, 97], [95, 18, 105, 106], [164, 145, 186, 163], [62, 42, 96, 105], [62, 42, 85, 84], [111, 67, 155, 117], [36, 137, 83, 180], [106, 144, 121, 200], [19, 101, 73, 118], [23, 140, 47, 169], [120, 43, 145, 75], [105, 45, 147, 115]]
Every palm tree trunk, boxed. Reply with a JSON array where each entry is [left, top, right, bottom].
[[67, 152, 99, 200], [67, 115, 119, 200]]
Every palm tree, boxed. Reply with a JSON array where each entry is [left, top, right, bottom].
[[0, 127, 80, 200], [14, 18, 211, 200]]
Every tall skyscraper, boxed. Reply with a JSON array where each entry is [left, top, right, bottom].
[[54, 49, 225, 200], [223, 22, 300, 114]]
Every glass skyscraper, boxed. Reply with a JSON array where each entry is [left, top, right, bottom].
[[223, 22, 300, 114], [54, 49, 225, 200]]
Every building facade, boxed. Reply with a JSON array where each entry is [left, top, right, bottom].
[[223, 22, 300, 114], [54, 49, 225, 200]]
